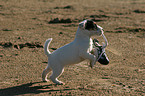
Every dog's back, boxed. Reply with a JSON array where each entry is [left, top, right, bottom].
[[48, 40, 84, 66]]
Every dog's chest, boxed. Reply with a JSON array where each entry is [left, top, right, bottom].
[[88, 38, 93, 52]]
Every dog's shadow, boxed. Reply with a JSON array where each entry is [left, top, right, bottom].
[[0, 81, 73, 96]]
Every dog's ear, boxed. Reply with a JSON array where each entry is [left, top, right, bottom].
[[79, 20, 87, 29], [85, 20, 97, 30], [79, 22, 84, 29]]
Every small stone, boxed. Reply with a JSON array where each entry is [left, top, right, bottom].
[[18, 37, 21, 39]]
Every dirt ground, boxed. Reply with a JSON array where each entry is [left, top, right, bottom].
[[0, 0, 145, 95]]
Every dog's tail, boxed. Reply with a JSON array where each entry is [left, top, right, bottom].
[[44, 38, 52, 57]]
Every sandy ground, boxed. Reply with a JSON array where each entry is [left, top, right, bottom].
[[0, 0, 145, 95]]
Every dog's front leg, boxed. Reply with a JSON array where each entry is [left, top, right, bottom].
[[79, 51, 96, 68]]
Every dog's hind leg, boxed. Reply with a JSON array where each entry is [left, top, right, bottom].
[[42, 65, 51, 82], [50, 66, 64, 85]]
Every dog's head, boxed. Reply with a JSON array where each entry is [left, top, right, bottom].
[[79, 19, 103, 36]]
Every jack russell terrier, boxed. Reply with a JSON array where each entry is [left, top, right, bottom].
[[42, 19, 109, 85]]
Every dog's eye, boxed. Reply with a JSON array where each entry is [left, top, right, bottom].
[[94, 24, 97, 29]]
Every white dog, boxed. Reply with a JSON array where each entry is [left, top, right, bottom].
[[42, 20, 107, 85]]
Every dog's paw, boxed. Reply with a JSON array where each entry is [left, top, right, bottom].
[[90, 64, 93, 68], [54, 80, 65, 85], [56, 82, 65, 85], [90, 56, 96, 68], [90, 63, 94, 68], [42, 79, 49, 82]]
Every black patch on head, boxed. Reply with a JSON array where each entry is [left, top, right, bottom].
[[85, 20, 97, 30]]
